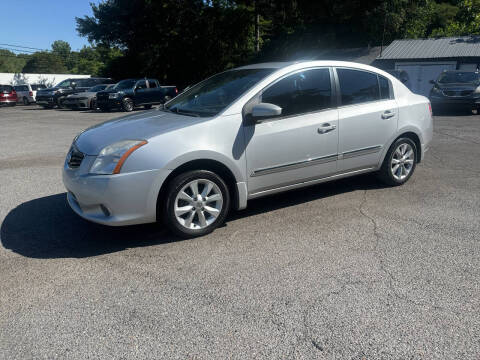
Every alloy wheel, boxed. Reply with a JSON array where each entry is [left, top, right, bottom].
[[174, 179, 223, 230], [391, 143, 415, 181]]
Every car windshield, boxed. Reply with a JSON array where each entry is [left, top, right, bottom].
[[114, 80, 136, 90], [89, 85, 107, 92], [438, 72, 479, 84], [165, 68, 275, 117]]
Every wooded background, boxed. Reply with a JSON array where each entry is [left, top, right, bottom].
[[1, 0, 479, 87]]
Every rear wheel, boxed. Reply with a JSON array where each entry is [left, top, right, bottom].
[[378, 138, 417, 186], [23, 97, 29, 105], [163, 170, 230, 238], [121, 97, 134, 112]]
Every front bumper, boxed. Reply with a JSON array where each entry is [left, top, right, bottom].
[[36, 96, 56, 106], [63, 157, 171, 226], [63, 98, 90, 109], [96, 98, 122, 109], [430, 95, 480, 107]]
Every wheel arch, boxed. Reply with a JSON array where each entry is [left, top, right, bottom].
[[381, 128, 423, 166], [156, 158, 241, 221]]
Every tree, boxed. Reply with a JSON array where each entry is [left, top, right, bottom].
[[0, 50, 28, 73], [51, 40, 72, 63], [22, 52, 67, 74]]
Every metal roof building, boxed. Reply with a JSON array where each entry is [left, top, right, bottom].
[[373, 36, 480, 96]]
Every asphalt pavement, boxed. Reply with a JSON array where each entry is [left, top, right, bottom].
[[1, 105, 479, 359]]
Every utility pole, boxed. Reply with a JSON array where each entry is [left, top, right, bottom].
[[254, 0, 260, 53]]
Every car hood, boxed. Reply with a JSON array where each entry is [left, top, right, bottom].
[[75, 110, 210, 155], [436, 82, 478, 90]]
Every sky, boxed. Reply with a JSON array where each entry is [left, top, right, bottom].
[[0, 0, 101, 54]]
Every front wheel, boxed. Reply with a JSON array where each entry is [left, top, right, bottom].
[[121, 97, 134, 112], [163, 170, 230, 238], [378, 138, 417, 186]]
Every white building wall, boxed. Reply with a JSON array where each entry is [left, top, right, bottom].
[[0, 73, 90, 87]]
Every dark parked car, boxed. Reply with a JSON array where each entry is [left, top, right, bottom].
[[96, 78, 178, 112], [36, 77, 115, 109], [0, 85, 17, 106], [63, 84, 115, 110], [429, 70, 480, 112]]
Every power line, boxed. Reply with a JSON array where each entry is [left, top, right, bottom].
[[0, 43, 48, 51], [0, 46, 38, 54]]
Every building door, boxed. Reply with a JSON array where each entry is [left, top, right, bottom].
[[395, 62, 456, 96]]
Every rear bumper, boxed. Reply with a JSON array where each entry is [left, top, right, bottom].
[[63, 160, 171, 226]]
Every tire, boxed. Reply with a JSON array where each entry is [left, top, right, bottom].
[[163, 170, 230, 238], [9, 103, 16, 107], [57, 97, 66, 109], [99, 106, 110, 112], [23, 97, 29, 105], [378, 137, 417, 186], [42, 105, 53, 109], [144, 104, 152, 109], [121, 97, 134, 112]]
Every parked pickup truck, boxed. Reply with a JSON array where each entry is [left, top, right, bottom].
[[96, 78, 178, 112], [36, 77, 114, 108]]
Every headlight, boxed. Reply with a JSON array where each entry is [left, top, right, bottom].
[[431, 87, 442, 95], [474, 86, 480, 94], [109, 93, 120, 99], [90, 140, 147, 175]]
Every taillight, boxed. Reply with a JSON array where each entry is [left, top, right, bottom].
[[428, 102, 432, 117], [175, 88, 178, 94], [11, 90, 16, 95], [29, 91, 33, 96]]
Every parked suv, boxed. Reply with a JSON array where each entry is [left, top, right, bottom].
[[36, 78, 114, 109], [0, 85, 17, 106], [63, 61, 433, 238], [429, 70, 480, 113], [14, 84, 47, 105], [96, 78, 177, 112]]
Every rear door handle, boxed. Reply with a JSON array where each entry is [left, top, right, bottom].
[[382, 110, 395, 119], [318, 123, 337, 134]]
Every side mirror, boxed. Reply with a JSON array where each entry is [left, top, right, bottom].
[[251, 102, 282, 121], [429, 80, 436, 85]]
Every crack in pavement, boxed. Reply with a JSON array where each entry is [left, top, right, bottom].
[[358, 190, 445, 311], [434, 130, 480, 145]]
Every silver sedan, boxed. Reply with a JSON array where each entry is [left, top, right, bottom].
[[63, 61, 433, 238]]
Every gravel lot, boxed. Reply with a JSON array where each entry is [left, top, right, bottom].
[[1, 105, 479, 359]]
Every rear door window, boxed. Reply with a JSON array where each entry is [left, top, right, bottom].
[[261, 68, 332, 117], [337, 68, 380, 106], [379, 75, 392, 100]]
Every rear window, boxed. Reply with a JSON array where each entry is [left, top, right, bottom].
[[0, 85, 13, 93], [31, 84, 46, 90]]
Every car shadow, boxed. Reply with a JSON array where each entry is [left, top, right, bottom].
[[1, 174, 387, 259]]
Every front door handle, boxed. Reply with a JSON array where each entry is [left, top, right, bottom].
[[318, 123, 337, 134], [381, 110, 395, 119]]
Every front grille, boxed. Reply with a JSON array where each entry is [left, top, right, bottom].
[[67, 146, 85, 168], [97, 93, 109, 101], [443, 90, 457, 97], [461, 90, 473, 96], [443, 89, 474, 97]]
